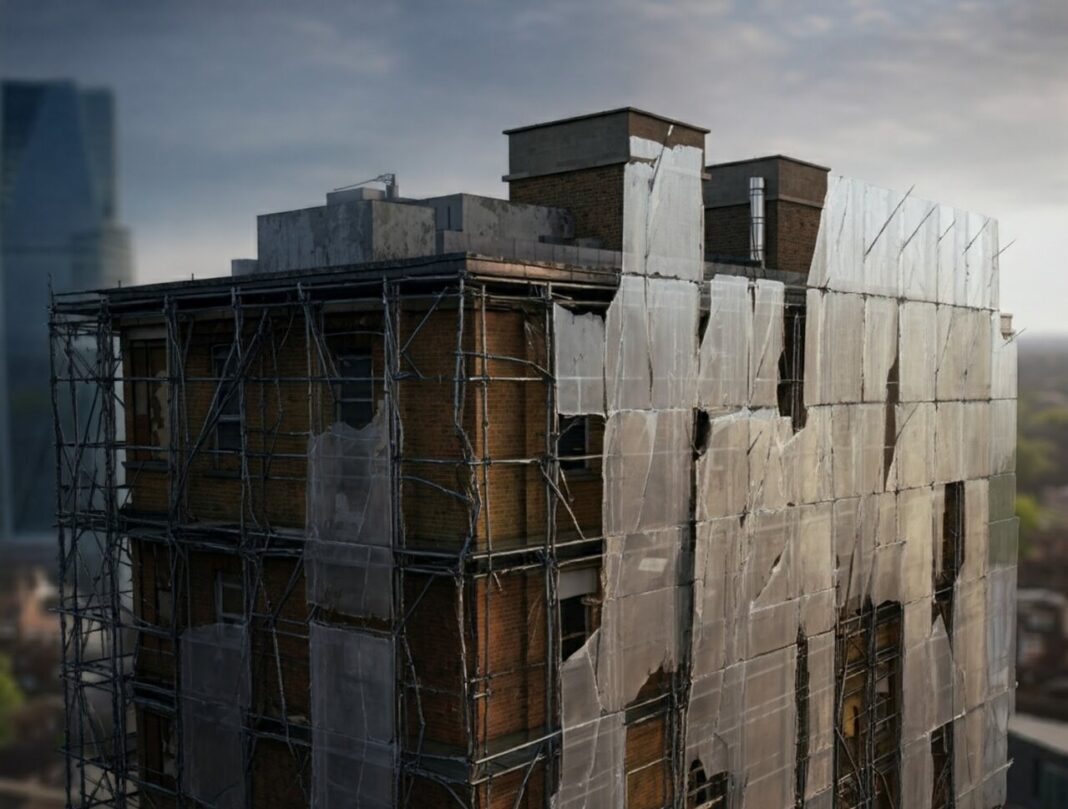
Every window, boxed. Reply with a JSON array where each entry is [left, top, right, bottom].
[[931, 722, 954, 809], [558, 416, 589, 471], [558, 567, 599, 660], [215, 572, 243, 624], [687, 763, 728, 808], [211, 345, 242, 454], [834, 601, 902, 809], [335, 353, 374, 428], [777, 291, 807, 431], [934, 482, 965, 631], [128, 340, 167, 460], [157, 587, 173, 628]]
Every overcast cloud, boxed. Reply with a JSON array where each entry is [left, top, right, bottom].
[[2, 0, 1065, 330]]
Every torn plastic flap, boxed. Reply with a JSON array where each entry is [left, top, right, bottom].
[[553, 304, 606, 416], [750, 280, 784, 408], [699, 275, 751, 409], [310, 623, 395, 809]]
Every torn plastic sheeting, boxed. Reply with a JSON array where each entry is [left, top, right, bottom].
[[861, 296, 898, 403], [959, 478, 990, 585], [832, 494, 896, 610], [937, 205, 969, 308], [739, 646, 797, 809], [745, 509, 801, 659], [306, 541, 393, 620], [557, 632, 624, 809], [698, 275, 751, 410], [604, 276, 699, 412], [899, 195, 939, 303], [310, 623, 395, 809], [602, 408, 692, 536], [985, 566, 1017, 697], [963, 401, 993, 480], [785, 406, 833, 506], [900, 737, 934, 809], [306, 406, 392, 546], [749, 280, 784, 408], [861, 183, 906, 298], [953, 577, 989, 714], [597, 585, 679, 710], [685, 665, 745, 795], [990, 315, 1017, 401], [179, 623, 249, 809], [622, 137, 705, 282], [933, 401, 965, 485], [807, 175, 865, 294], [830, 404, 884, 499], [692, 517, 744, 678], [898, 301, 937, 403], [964, 211, 995, 311], [747, 410, 795, 512], [953, 706, 987, 805], [553, 304, 606, 416], [802, 631, 835, 804], [805, 291, 863, 406], [603, 527, 682, 600], [797, 504, 835, 636], [891, 402, 934, 491], [897, 486, 934, 605], [695, 413, 749, 521], [981, 692, 1013, 808], [989, 399, 1016, 474], [305, 407, 393, 619]]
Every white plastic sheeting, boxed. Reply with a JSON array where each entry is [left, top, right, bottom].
[[548, 161, 1014, 807], [180, 623, 249, 809], [310, 624, 395, 808], [305, 407, 396, 808], [305, 406, 393, 620]]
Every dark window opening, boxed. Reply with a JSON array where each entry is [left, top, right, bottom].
[[558, 416, 589, 471], [128, 339, 167, 460], [215, 572, 244, 624], [934, 482, 966, 632], [211, 344, 242, 454], [559, 594, 590, 660], [687, 762, 728, 808], [883, 350, 899, 488], [931, 721, 955, 809], [796, 629, 810, 808], [834, 601, 902, 809], [335, 353, 375, 428], [778, 292, 807, 431], [625, 669, 673, 809]]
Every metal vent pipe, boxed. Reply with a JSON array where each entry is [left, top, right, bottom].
[[749, 176, 765, 266]]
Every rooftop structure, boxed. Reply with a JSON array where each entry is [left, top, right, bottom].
[[50, 107, 1018, 809]]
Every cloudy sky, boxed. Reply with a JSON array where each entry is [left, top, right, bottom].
[[2, 0, 1065, 330]]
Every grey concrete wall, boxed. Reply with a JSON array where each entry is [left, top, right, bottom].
[[257, 200, 435, 273]]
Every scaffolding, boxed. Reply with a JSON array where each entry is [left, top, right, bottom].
[[51, 163, 1018, 809]]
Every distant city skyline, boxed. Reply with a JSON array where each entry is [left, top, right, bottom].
[[0, 0, 1065, 332], [0, 78, 132, 539]]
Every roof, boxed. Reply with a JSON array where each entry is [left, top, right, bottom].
[[1010, 713, 1068, 756], [706, 154, 831, 173], [504, 106, 710, 135]]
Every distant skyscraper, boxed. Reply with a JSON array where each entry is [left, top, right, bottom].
[[0, 80, 133, 541]]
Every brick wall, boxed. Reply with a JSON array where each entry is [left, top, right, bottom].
[[509, 165, 625, 250], [123, 295, 621, 808], [705, 200, 822, 275]]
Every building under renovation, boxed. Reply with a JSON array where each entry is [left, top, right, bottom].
[[50, 108, 1018, 809]]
